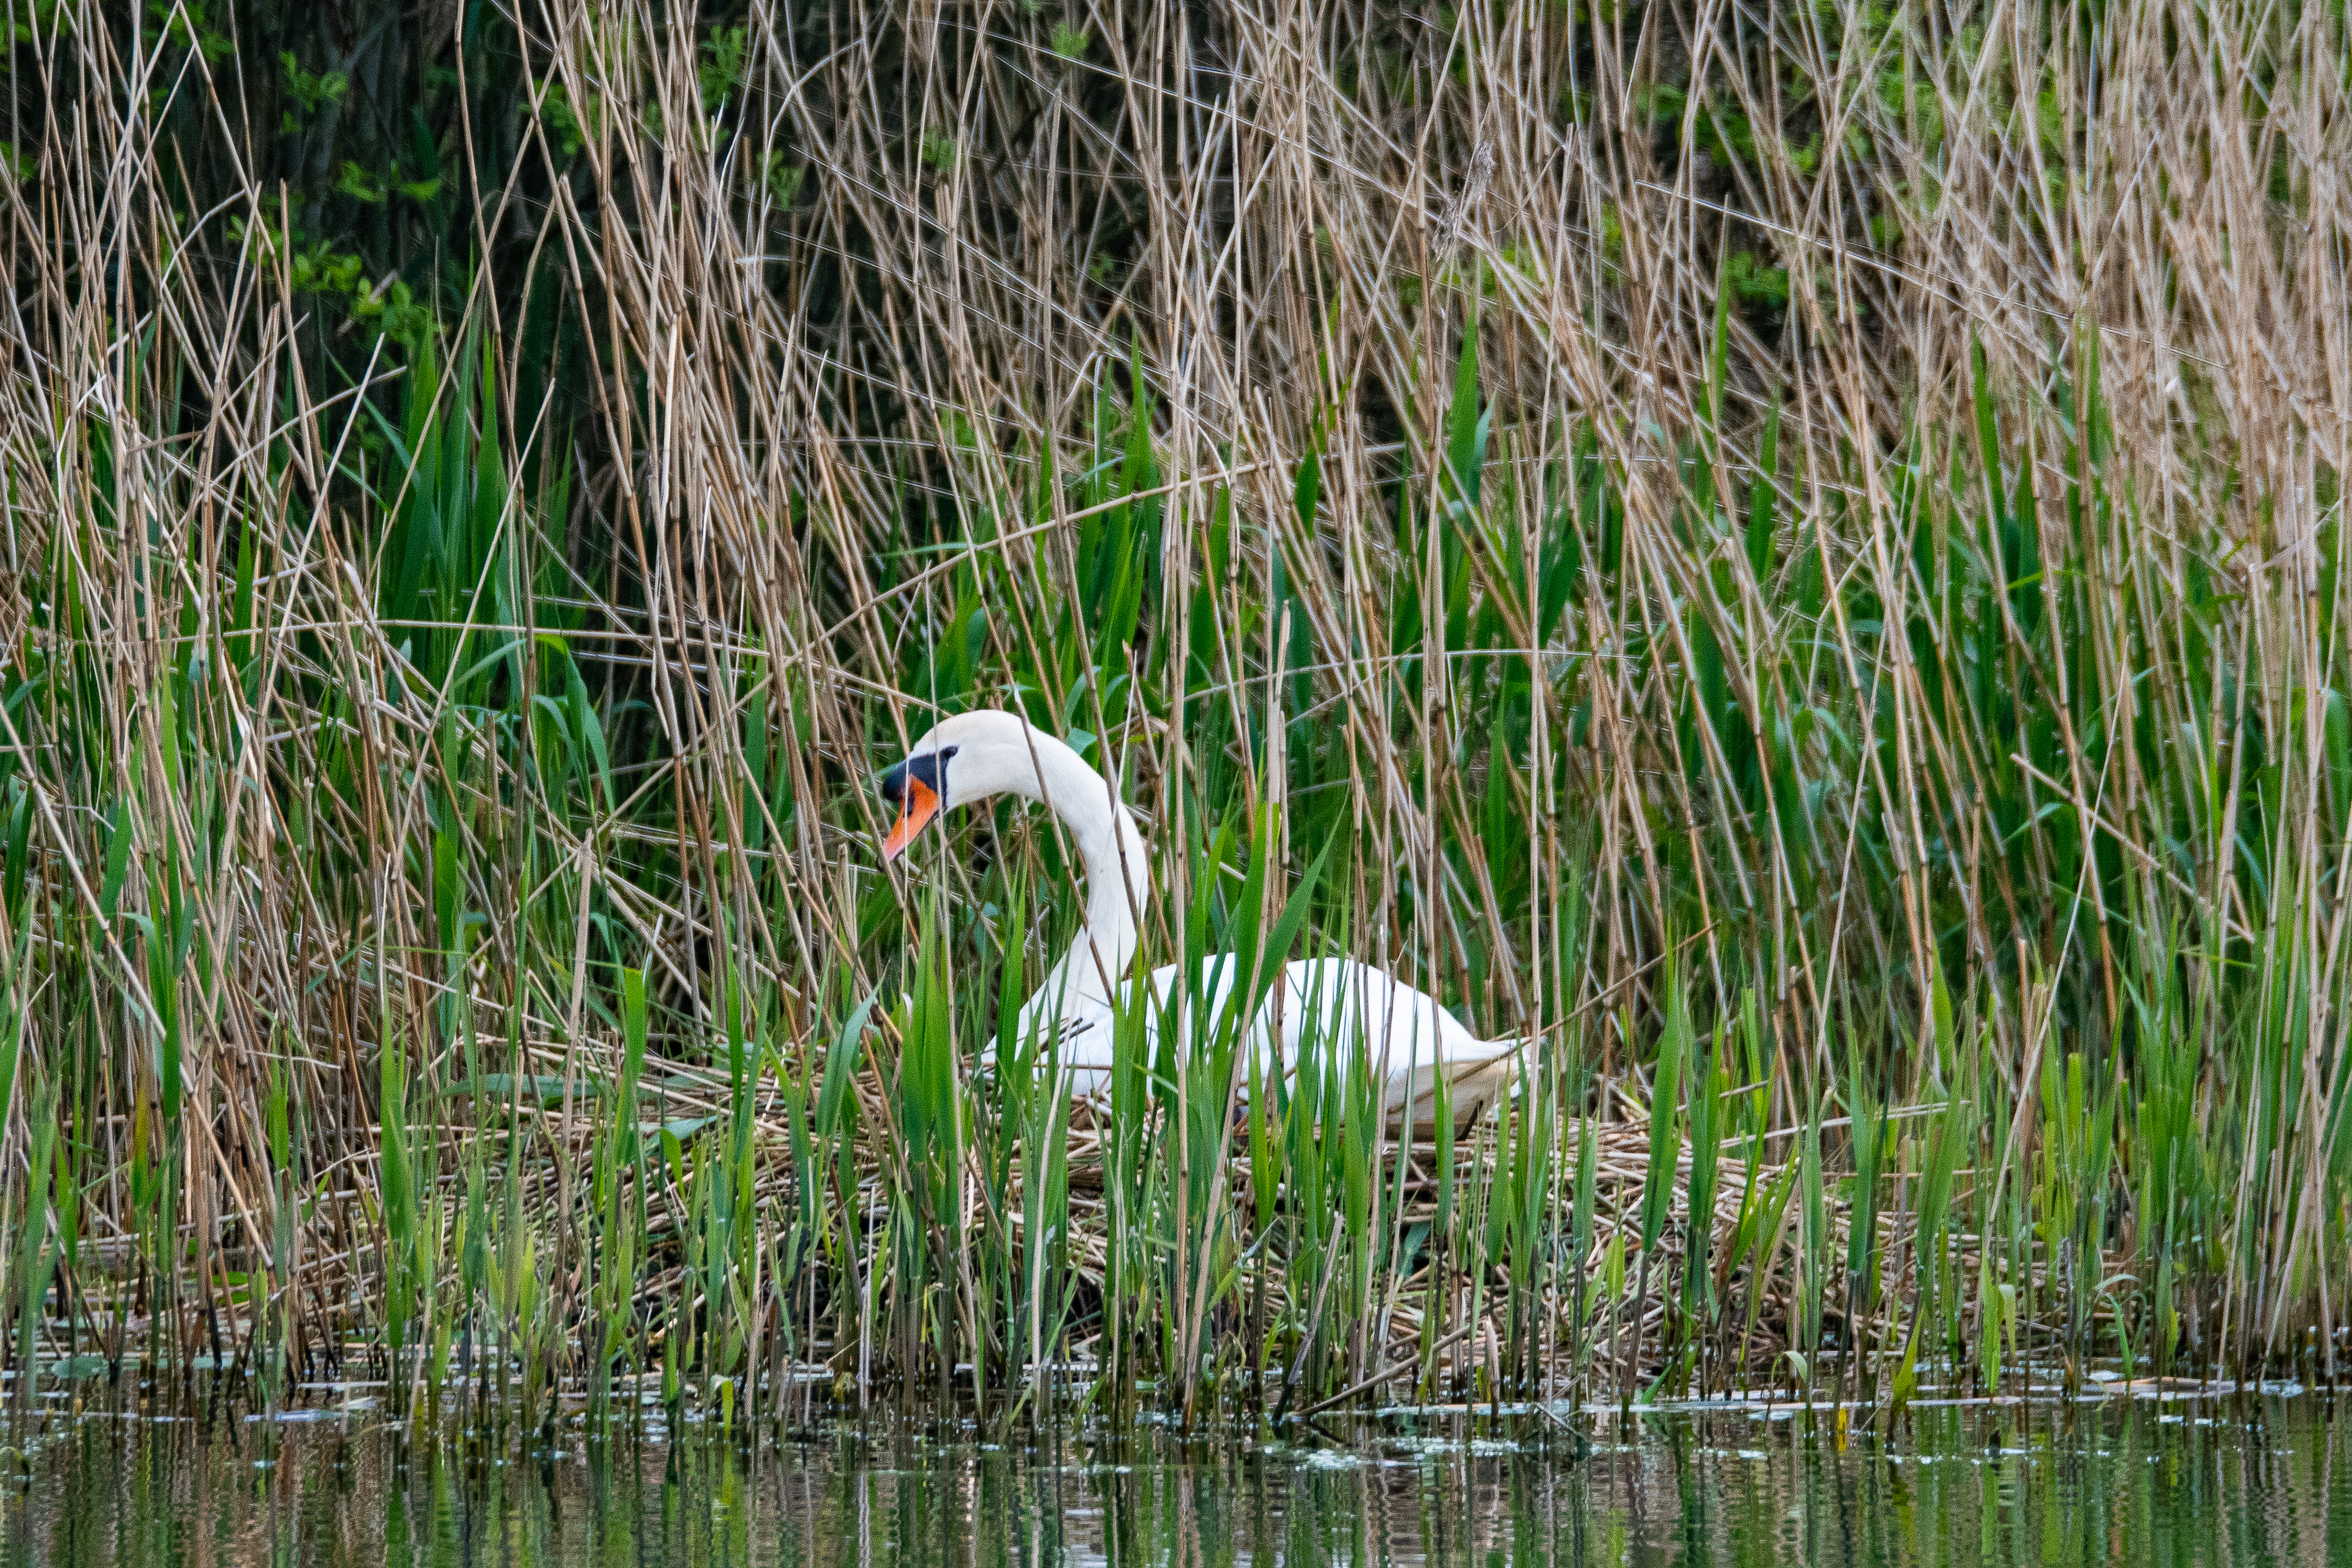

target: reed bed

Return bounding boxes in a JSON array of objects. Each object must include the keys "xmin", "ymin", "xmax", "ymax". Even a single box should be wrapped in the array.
[{"xmin": 0, "ymin": 0, "xmax": 2345, "ymax": 1431}]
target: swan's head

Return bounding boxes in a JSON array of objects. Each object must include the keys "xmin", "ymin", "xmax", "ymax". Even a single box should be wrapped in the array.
[{"xmin": 878, "ymin": 709, "xmax": 1072, "ymax": 862}]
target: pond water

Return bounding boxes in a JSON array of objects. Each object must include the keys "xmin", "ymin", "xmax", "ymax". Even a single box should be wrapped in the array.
[{"xmin": 1, "ymin": 1391, "xmax": 2345, "ymax": 1566}]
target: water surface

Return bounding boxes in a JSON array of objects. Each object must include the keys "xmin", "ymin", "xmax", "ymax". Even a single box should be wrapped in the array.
[{"xmin": 2, "ymin": 1392, "xmax": 2344, "ymax": 1565}]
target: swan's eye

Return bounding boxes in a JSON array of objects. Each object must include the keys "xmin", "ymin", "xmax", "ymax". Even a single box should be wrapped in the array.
[
  {"xmin": 879, "ymin": 745, "xmax": 962, "ymax": 863},
  {"xmin": 882, "ymin": 746, "xmax": 954, "ymax": 802},
  {"xmin": 912, "ymin": 747, "xmax": 953, "ymax": 801}
]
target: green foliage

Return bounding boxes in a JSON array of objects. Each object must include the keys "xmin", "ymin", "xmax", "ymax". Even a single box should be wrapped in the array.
[
  {"xmin": 280, "ymin": 51, "xmax": 350, "ymax": 117},
  {"xmin": 145, "ymin": 0, "xmax": 231, "ymax": 59},
  {"xmin": 1726, "ymin": 251, "xmax": 1791, "ymax": 311},
  {"xmin": 700, "ymin": 25, "xmax": 750, "ymax": 113},
  {"xmin": 539, "ymin": 81, "xmax": 594, "ymax": 159}
]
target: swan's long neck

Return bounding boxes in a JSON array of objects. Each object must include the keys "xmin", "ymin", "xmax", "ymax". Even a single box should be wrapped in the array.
[{"xmin": 1018, "ymin": 736, "xmax": 1150, "ymax": 1019}]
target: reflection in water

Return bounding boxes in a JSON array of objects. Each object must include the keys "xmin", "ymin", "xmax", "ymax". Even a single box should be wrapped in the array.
[{"xmin": 0, "ymin": 1397, "xmax": 2341, "ymax": 1566}]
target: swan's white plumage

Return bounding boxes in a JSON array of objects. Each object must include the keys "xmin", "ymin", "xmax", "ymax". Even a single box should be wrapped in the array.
[
  {"xmin": 884, "ymin": 710, "xmax": 1521, "ymax": 1133},
  {"xmin": 1017, "ymin": 957, "xmax": 1520, "ymax": 1134}
]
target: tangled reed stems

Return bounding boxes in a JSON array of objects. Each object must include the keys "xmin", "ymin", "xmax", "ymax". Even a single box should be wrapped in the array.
[{"xmin": 0, "ymin": 0, "xmax": 2346, "ymax": 1425}]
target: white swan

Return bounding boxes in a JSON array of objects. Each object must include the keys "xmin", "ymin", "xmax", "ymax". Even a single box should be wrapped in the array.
[{"xmin": 878, "ymin": 710, "xmax": 1522, "ymax": 1133}]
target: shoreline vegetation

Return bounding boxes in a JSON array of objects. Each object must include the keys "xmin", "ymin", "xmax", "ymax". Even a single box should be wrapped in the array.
[{"xmin": 0, "ymin": 0, "xmax": 2348, "ymax": 1434}]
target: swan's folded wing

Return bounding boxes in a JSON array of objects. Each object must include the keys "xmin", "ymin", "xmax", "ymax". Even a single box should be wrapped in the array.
[{"xmin": 1384, "ymin": 1038, "xmax": 1528, "ymax": 1135}]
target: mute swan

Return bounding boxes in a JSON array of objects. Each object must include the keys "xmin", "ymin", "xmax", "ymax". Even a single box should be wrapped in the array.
[{"xmin": 877, "ymin": 710, "xmax": 1521, "ymax": 1133}]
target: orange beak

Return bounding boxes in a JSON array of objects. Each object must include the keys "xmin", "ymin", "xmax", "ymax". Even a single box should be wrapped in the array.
[{"xmin": 881, "ymin": 776, "xmax": 940, "ymax": 862}]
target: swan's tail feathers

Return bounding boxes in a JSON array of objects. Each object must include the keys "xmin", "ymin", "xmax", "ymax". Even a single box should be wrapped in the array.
[{"xmin": 1387, "ymin": 1037, "xmax": 1531, "ymax": 1137}]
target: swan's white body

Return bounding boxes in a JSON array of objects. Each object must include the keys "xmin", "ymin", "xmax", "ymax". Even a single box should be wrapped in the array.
[
  {"xmin": 1019, "ymin": 956, "xmax": 1516, "ymax": 1133},
  {"xmin": 880, "ymin": 710, "xmax": 1521, "ymax": 1133}
]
